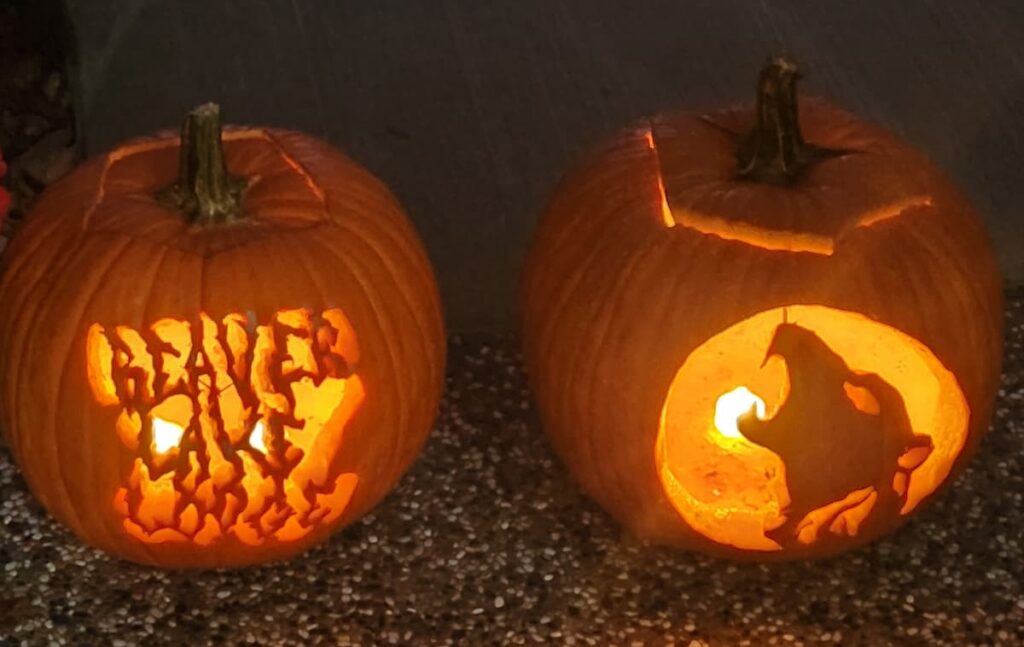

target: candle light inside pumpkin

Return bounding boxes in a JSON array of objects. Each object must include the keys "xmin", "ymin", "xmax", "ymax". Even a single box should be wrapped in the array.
[
  {"xmin": 248, "ymin": 420, "xmax": 268, "ymax": 454},
  {"xmin": 714, "ymin": 386, "xmax": 767, "ymax": 439},
  {"xmin": 151, "ymin": 417, "xmax": 184, "ymax": 454}
]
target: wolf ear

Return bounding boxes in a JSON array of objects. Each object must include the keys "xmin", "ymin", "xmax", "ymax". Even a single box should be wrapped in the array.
[{"xmin": 762, "ymin": 322, "xmax": 798, "ymax": 365}]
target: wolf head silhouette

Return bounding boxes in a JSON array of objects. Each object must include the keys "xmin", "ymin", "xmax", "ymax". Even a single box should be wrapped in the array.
[{"xmin": 738, "ymin": 322, "xmax": 932, "ymax": 547}]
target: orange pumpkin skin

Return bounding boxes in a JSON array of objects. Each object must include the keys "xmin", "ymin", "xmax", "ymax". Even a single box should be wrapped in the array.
[
  {"xmin": 0, "ymin": 111, "xmax": 445, "ymax": 568},
  {"xmin": 520, "ymin": 68, "xmax": 1003, "ymax": 560}
]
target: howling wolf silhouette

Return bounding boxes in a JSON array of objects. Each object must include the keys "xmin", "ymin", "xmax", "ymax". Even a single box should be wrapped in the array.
[{"xmin": 737, "ymin": 322, "xmax": 933, "ymax": 547}]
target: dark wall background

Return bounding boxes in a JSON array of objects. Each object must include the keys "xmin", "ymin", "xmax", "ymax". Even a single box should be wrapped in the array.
[{"xmin": 68, "ymin": 0, "xmax": 1024, "ymax": 332}]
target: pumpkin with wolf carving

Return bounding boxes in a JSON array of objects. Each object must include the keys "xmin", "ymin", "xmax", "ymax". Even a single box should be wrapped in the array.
[{"xmin": 520, "ymin": 57, "xmax": 1003, "ymax": 559}]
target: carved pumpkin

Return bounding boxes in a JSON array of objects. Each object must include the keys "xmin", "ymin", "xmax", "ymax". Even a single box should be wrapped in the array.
[
  {"xmin": 520, "ymin": 57, "xmax": 1003, "ymax": 559},
  {"xmin": 0, "ymin": 104, "xmax": 445, "ymax": 567}
]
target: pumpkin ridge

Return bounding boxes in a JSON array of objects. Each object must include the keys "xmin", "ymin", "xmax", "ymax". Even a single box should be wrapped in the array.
[
  {"xmin": 318, "ymin": 220, "xmax": 440, "ymax": 486},
  {"xmin": 75, "ymin": 220, "xmax": 329, "ymax": 260},
  {"xmin": 0, "ymin": 234, "xmax": 69, "ymax": 463},
  {"xmin": 302, "ymin": 229, "xmax": 406, "ymax": 492},
  {"xmin": 327, "ymin": 216, "xmax": 439, "ymax": 371},
  {"xmin": 901, "ymin": 210, "xmax": 1002, "ymax": 398},
  {"xmin": 3, "ymin": 222, "xmax": 114, "ymax": 460},
  {"xmin": 3, "ymin": 189, "xmax": 90, "ymax": 278},
  {"xmin": 92, "ymin": 240, "xmax": 175, "ymax": 558},
  {"xmin": 44, "ymin": 236, "xmax": 139, "ymax": 537},
  {"xmin": 533, "ymin": 135, "xmax": 666, "ymax": 367},
  {"xmin": 538, "ymin": 211, "xmax": 633, "ymax": 404},
  {"xmin": 574, "ymin": 230, "xmax": 661, "ymax": 509}
]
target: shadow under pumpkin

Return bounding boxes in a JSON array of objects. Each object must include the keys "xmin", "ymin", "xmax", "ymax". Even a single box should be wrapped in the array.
[{"xmin": 85, "ymin": 307, "xmax": 364, "ymax": 546}]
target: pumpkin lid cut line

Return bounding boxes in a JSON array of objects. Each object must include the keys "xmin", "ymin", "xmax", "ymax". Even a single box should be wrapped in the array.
[
  {"xmin": 80, "ymin": 111, "xmax": 329, "ymax": 244},
  {"xmin": 644, "ymin": 57, "xmax": 936, "ymax": 255}
]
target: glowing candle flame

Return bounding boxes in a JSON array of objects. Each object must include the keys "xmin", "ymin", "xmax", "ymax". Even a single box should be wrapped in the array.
[
  {"xmin": 714, "ymin": 386, "xmax": 767, "ymax": 438},
  {"xmin": 152, "ymin": 417, "xmax": 184, "ymax": 453},
  {"xmin": 248, "ymin": 420, "xmax": 268, "ymax": 453}
]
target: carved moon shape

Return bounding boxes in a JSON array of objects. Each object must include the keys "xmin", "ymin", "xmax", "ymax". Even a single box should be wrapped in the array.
[{"xmin": 656, "ymin": 305, "xmax": 969, "ymax": 552}]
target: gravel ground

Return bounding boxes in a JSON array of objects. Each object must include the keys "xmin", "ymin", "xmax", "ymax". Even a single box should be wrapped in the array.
[{"xmin": 0, "ymin": 295, "xmax": 1021, "ymax": 646}]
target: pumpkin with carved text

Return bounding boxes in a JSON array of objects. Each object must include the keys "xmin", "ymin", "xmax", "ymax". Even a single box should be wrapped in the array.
[
  {"xmin": 0, "ymin": 104, "xmax": 445, "ymax": 568},
  {"xmin": 520, "ymin": 57, "xmax": 1003, "ymax": 559}
]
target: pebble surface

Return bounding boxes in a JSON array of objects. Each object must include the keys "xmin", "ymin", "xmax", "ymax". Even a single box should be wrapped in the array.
[{"xmin": 1, "ymin": 295, "xmax": 1022, "ymax": 646}]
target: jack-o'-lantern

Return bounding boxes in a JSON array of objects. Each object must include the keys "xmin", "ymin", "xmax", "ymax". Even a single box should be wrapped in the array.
[
  {"xmin": 0, "ymin": 104, "xmax": 445, "ymax": 568},
  {"xmin": 520, "ymin": 57, "xmax": 1003, "ymax": 559}
]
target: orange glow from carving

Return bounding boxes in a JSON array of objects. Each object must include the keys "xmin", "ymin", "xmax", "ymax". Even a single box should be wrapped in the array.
[
  {"xmin": 843, "ymin": 382, "xmax": 881, "ymax": 415},
  {"xmin": 670, "ymin": 212, "xmax": 836, "ymax": 255},
  {"xmin": 86, "ymin": 308, "xmax": 363, "ymax": 546},
  {"xmin": 656, "ymin": 305, "xmax": 969, "ymax": 552},
  {"xmin": 664, "ymin": 195, "xmax": 931, "ymax": 255},
  {"xmin": 645, "ymin": 129, "xmax": 676, "ymax": 228},
  {"xmin": 151, "ymin": 417, "xmax": 185, "ymax": 453}
]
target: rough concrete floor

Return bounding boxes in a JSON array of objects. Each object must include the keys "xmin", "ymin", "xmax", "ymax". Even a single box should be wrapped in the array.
[{"xmin": 1, "ymin": 294, "xmax": 1022, "ymax": 646}]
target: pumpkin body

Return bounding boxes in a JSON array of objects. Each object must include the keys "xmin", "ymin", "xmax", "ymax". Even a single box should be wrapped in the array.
[
  {"xmin": 520, "ymin": 95, "xmax": 1003, "ymax": 559},
  {"xmin": 0, "ymin": 122, "xmax": 445, "ymax": 567}
]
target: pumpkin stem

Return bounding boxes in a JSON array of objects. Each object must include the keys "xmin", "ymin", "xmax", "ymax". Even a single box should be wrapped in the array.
[
  {"xmin": 158, "ymin": 103, "xmax": 246, "ymax": 224},
  {"xmin": 736, "ymin": 56, "xmax": 818, "ymax": 184}
]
